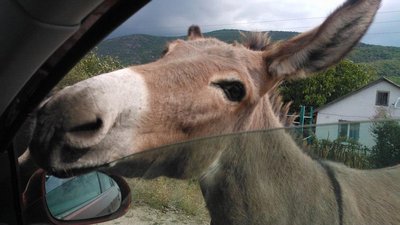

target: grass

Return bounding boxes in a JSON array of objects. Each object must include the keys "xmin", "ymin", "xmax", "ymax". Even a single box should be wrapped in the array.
[{"xmin": 127, "ymin": 177, "xmax": 209, "ymax": 219}]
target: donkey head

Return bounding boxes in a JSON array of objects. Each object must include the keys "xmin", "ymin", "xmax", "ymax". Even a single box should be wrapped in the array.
[{"xmin": 30, "ymin": 0, "xmax": 381, "ymax": 177}]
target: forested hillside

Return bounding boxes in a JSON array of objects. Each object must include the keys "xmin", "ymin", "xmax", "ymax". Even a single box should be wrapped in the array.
[
  {"xmin": 96, "ymin": 29, "xmax": 400, "ymax": 78},
  {"xmin": 347, "ymin": 43, "xmax": 400, "ymax": 78},
  {"xmin": 96, "ymin": 30, "xmax": 298, "ymax": 65}
]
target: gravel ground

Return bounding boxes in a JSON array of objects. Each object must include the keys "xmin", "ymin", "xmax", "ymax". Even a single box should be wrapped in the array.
[{"xmin": 99, "ymin": 204, "xmax": 209, "ymax": 225}]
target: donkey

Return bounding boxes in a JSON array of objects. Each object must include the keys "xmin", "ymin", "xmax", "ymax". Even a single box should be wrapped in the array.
[{"xmin": 30, "ymin": 0, "xmax": 400, "ymax": 224}]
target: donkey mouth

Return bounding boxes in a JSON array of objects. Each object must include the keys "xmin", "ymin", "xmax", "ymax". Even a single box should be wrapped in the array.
[
  {"xmin": 31, "ymin": 142, "xmax": 110, "ymax": 178},
  {"xmin": 48, "ymin": 164, "xmax": 104, "ymax": 178}
]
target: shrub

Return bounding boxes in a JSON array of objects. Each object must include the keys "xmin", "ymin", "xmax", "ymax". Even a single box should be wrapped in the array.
[
  {"xmin": 370, "ymin": 120, "xmax": 400, "ymax": 168},
  {"xmin": 303, "ymin": 136, "xmax": 371, "ymax": 169},
  {"xmin": 57, "ymin": 50, "xmax": 123, "ymax": 88}
]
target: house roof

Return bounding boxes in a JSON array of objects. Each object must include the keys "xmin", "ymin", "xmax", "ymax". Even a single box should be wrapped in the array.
[{"xmin": 316, "ymin": 77, "xmax": 400, "ymax": 112}]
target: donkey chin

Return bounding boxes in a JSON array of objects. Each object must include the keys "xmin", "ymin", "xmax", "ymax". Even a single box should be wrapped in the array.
[{"xmin": 29, "ymin": 120, "xmax": 137, "ymax": 177}]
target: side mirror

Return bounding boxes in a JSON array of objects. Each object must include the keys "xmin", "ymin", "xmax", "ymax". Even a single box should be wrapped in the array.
[{"xmin": 23, "ymin": 169, "xmax": 131, "ymax": 224}]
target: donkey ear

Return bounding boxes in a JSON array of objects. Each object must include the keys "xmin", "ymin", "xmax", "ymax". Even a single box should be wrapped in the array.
[
  {"xmin": 188, "ymin": 25, "xmax": 203, "ymax": 40},
  {"xmin": 264, "ymin": 0, "xmax": 381, "ymax": 79}
]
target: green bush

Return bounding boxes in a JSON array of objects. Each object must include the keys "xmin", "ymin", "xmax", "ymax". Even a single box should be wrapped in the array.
[
  {"xmin": 370, "ymin": 120, "xmax": 400, "ymax": 168},
  {"xmin": 57, "ymin": 50, "xmax": 123, "ymax": 88},
  {"xmin": 304, "ymin": 137, "xmax": 371, "ymax": 169}
]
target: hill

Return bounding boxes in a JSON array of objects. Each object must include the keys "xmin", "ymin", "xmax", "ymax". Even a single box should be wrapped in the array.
[
  {"xmin": 96, "ymin": 30, "xmax": 400, "ymax": 77},
  {"xmin": 347, "ymin": 43, "xmax": 400, "ymax": 78},
  {"xmin": 96, "ymin": 30, "xmax": 298, "ymax": 65}
]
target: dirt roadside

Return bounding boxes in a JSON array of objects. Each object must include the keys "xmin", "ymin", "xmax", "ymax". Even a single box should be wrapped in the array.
[{"xmin": 99, "ymin": 204, "xmax": 209, "ymax": 225}]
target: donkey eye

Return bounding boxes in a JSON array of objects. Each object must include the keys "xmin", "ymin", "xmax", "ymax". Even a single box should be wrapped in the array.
[{"xmin": 212, "ymin": 81, "xmax": 246, "ymax": 102}]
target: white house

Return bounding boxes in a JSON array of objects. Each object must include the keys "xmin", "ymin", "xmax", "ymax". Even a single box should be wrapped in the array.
[{"xmin": 315, "ymin": 77, "xmax": 400, "ymax": 147}]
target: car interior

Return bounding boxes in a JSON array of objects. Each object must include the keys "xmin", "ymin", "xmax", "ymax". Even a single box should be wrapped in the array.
[{"xmin": 0, "ymin": 0, "xmax": 149, "ymax": 224}]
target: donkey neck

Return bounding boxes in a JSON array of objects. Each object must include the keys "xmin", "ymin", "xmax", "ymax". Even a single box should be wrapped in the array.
[{"xmin": 200, "ymin": 130, "xmax": 334, "ymax": 225}]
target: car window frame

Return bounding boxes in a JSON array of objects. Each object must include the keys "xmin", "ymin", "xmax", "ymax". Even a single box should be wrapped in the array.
[{"xmin": 0, "ymin": 0, "xmax": 150, "ymax": 224}]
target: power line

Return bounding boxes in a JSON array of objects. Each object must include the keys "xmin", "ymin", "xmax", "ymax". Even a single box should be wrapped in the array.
[
  {"xmin": 131, "ymin": 28, "xmax": 400, "ymax": 37},
  {"xmin": 280, "ymin": 19, "xmax": 400, "ymax": 30},
  {"xmin": 198, "ymin": 11, "xmax": 400, "ymax": 28},
  {"xmin": 130, "ymin": 10, "xmax": 400, "ymax": 30},
  {"xmin": 375, "ymin": 19, "xmax": 400, "ymax": 24},
  {"xmin": 238, "ymin": 20, "xmax": 400, "ymax": 34},
  {"xmin": 367, "ymin": 31, "xmax": 400, "ymax": 35},
  {"xmin": 379, "ymin": 10, "xmax": 400, "ymax": 14}
]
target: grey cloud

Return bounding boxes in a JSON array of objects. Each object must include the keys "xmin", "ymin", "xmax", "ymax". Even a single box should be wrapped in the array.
[{"xmin": 109, "ymin": 0, "xmax": 400, "ymax": 47}]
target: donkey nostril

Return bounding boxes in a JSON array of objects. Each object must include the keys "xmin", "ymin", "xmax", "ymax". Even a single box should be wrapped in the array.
[
  {"xmin": 69, "ymin": 117, "xmax": 103, "ymax": 133},
  {"xmin": 65, "ymin": 116, "xmax": 108, "ymax": 148}
]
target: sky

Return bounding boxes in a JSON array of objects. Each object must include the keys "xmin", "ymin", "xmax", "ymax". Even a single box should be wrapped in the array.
[{"xmin": 109, "ymin": 0, "xmax": 400, "ymax": 47}]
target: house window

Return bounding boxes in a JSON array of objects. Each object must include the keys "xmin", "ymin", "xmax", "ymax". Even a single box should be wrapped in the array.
[
  {"xmin": 376, "ymin": 91, "xmax": 389, "ymax": 106},
  {"xmin": 338, "ymin": 123, "xmax": 348, "ymax": 138},
  {"xmin": 349, "ymin": 123, "xmax": 360, "ymax": 140},
  {"xmin": 338, "ymin": 120, "xmax": 360, "ymax": 141}
]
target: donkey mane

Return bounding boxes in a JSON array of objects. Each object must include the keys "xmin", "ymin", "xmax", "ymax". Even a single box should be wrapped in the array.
[
  {"xmin": 268, "ymin": 85, "xmax": 294, "ymax": 126},
  {"xmin": 240, "ymin": 31, "xmax": 271, "ymax": 51}
]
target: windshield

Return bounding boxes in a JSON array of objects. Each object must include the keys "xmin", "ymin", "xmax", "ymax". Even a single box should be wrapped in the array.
[{"xmin": 98, "ymin": 119, "xmax": 400, "ymax": 224}]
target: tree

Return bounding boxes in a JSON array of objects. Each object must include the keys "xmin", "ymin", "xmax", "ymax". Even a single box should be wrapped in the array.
[
  {"xmin": 57, "ymin": 50, "xmax": 123, "ymax": 88},
  {"xmin": 370, "ymin": 119, "xmax": 400, "ymax": 168},
  {"xmin": 280, "ymin": 59, "xmax": 377, "ymax": 112}
]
